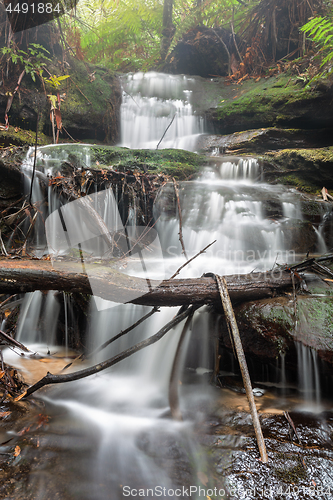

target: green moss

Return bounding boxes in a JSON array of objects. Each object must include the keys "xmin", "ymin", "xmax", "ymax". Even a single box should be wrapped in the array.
[
  {"xmin": 270, "ymin": 147, "xmax": 333, "ymax": 165},
  {"xmin": 274, "ymin": 462, "xmax": 307, "ymax": 483},
  {"xmin": 0, "ymin": 126, "xmax": 50, "ymax": 147},
  {"xmin": 61, "ymin": 59, "xmax": 117, "ymax": 119},
  {"xmin": 262, "ymin": 146, "xmax": 333, "ymax": 193},
  {"xmin": 217, "ymin": 73, "xmax": 318, "ymax": 128},
  {"xmin": 90, "ymin": 146, "xmax": 208, "ymax": 179},
  {"xmin": 277, "ymin": 174, "xmax": 317, "ymax": 193}
]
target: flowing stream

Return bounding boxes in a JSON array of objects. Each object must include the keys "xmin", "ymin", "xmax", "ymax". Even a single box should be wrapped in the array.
[{"xmin": 2, "ymin": 72, "xmax": 330, "ymax": 498}]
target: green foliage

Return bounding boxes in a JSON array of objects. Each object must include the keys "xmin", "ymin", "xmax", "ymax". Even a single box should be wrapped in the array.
[
  {"xmin": 61, "ymin": 0, "xmax": 247, "ymax": 71},
  {"xmin": 68, "ymin": 0, "xmax": 163, "ymax": 71},
  {"xmin": 47, "ymin": 94, "xmax": 58, "ymax": 108},
  {"xmin": 46, "ymin": 74, "xmax": 70, "ymax": 89},
  {"xmin": 301, "ymin": 16, "xmax": 333, "ymax": 85},
  {"xmin": 1, "ymin": 43, "xmax": 51, "ymax": 81}
]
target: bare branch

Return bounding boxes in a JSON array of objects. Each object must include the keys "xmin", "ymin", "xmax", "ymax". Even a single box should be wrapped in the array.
[
  {"xmin": 169, "ymin": 240, "xmax": 216, "ymax": 280},
  {"xmin": 20, "ymin": 305, "xmax": 199, "ymax": 398}
]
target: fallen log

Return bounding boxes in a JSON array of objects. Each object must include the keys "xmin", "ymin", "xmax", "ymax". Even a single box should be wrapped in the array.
[{"xmin": 0, "ymin": 257, "xmax": 296, "ymax": 306}]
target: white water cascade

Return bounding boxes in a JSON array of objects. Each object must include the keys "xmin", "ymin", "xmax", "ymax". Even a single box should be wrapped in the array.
[
  {"xmin": 120, "ymin": 72, "xmax": 204, "ymax": 151},
  {"xmin": 3, "ymin": 72, "xmax": 328, "ymax": 498},
  {"xmin": 296, "ymin": 342, "xmax": 321, "ymax": 409}
]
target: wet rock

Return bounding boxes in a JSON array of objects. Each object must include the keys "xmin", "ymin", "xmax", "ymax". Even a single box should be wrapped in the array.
[
  {"xmin": 209, "ymin": 406, "xmax": 333, "ymax": 500},
  {"xmin": 279, "ymin": 220, "xmax": 318, "ymax": 253},
  {"xmin": 197, "ymin": 128, "xmax": 333, "ymax": 155},
  {"xmin": 0, "ymin": 147, "xmax": 26, "ymax": 209},
  {"xmin": 218, "ymin": 282, "xmax": 333, "ymax": 368},
  {"xmin": 219, "ymin": 297, "xmax": 294, "ymax": 362}
]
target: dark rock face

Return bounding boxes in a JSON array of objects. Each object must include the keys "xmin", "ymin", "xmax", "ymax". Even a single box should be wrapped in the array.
[
  {"xmin": 161, "ymin": 27, "xmax": 234, "ymax": 78},
  {"xmin": 0, "ymin": 147, "xmax": 25, "ymax": 209}
]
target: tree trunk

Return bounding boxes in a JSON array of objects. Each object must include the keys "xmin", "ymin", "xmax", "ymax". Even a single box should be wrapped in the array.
[
  {"xmin": 160, "ymin": 0, "xmax": 174, "ymax": 61},
  {"xmin": 0, "ymin": 257, "xmax": 296, "ymax": 307}
]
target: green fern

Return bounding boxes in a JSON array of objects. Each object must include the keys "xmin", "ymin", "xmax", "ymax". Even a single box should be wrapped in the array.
[
  {"xmin": 63, "ymin": 0, "xmax": 244, "ymax": 71},
  {"xmin": 73, "ymin": 0, "xmax": 162, "ymax": 70},
  {"xmin": 301, "ymin": 16, "xmax": 333, "ymax": 84}
]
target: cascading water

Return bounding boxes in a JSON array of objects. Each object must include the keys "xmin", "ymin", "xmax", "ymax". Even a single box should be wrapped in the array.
[
  {"xmin": 120, "ymin": 72, "xmax": 204, "ymax": 151},
  {"xmin": 296, "ymin": 342, "xmax": 321, "ymax": 409},
  {"xmin": 3, "ymin": 72, "xmax": 328, "ymax": 498}
]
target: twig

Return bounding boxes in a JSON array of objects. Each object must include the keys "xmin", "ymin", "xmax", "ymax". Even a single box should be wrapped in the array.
[
  {"xmin": 62, "ymin": 126, "xmax": 79, "ymax": 142},
  {"xmin": 0, "ymin": 330, "xmax": 30, "ymax": 352},
  {"xmin": 156, "ymin": 113, "xmax": 176, "ymax": 149},
  {"xmin": 123, "ymin": 89, "xmax": 141, "ymax": 109},
  {"xmin": 69, "ymin": 78, "xmax": 92, "ymax": 105},
  {"xmin": 0, "ymin": 294, "xmax": 16, "ymax": 310},
  {"xmin": 284, "ymin": 411, "xmax": 301, "ymax": 444},
  {"xmin": 28, "ymin": 108, "xmax": 39, "ymax": 206},
  {"xmin": 20, "ymin": 306, "xmax": 198, "ymax": 398},
  {"xmin": 312, "ymin": 261, "xmax": 333, "ymax": 280},
  {"xmin": 215, "ymin": 275, "xmax": 268, "ymax": 463},
  {"xmin": 0, "ymin": 229, "xmax": 8, "ymax": 256},
  {"xmin": 291, "ymin": 271, "xmax": 297, "ymax": 319},
  {"xmin": 169, "ymin": 309, "xmax": 194, "ymax": 421},
  {"xmin": 212, "ymin": 29, "xmax": 231, "ymax": 76},
  {"xmin": 172, "ymin": 177, "xmax": 188, "ymax": 260},
  {"xmin": 287, "ymin": 254, "xmax": 333, "ymax": 272},
  {"xmin": 169, "ymin": 240, "xmax": 216, "ymax": 279}
]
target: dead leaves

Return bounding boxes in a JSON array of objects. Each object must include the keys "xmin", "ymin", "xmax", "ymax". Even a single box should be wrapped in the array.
[
  {"xmin": 13, "ymin": 445, "xmax": 21, "ymax": 457},
  {"xmin": 54, "ymin": 109, "xmax": 62, "ymax": 132},
  {"xmin": 17, "ymin": 413, "xmax": 49, "ymax": 437},
  {"xmin": 0, "ymin": 411, "xmax": 11, "ymax": 418}
]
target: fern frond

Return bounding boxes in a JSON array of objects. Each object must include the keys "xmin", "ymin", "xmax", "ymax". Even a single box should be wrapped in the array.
[{"xmin": 300, "ymin": 15, "xmax": 333, "ymax": 85}]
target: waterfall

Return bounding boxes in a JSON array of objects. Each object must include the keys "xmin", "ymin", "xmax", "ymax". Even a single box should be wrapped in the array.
[
  {"xmin": 120, "ymin": 72, "xmax": 204, "ymax": 151},
  {"xmin": 296, "ymin": 342, "xmax": 321, "ymax": 410},
  {"xmin": 3, "ymin": 71, "xmax": 329, "ymax": 497}
]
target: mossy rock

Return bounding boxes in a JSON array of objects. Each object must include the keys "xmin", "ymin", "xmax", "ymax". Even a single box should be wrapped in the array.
[
  {"xmin": 0, "ymin": 126, "xmax": 49, "ymax": 148},
  {"xmin": 0, "ymin": 58, "xmax": 121, "ymax": 144},
  {"xmin": 228, "ymin": 289, "xmax": 333, "ymax": 366},
  {"xmin": 57, "ymin": 58, "xmax": 121, "ymax": 143},
  {"xmin": 207, "ymin": 73, "xmax": 333, "ymax": 134},
  {"xmin": 262, "ymin": 147, "xmax": 333, "ymax": 192}
]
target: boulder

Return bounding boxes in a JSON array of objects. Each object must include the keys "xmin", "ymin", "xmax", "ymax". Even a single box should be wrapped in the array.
[
  {"xmin": 161, "ymin": 26, "xmax": 235, "ymax": 78},
  {"xmin": 218, "ymin": 276, "xmax": 333, "ymax": 369},
  {"xmin": 205, "ymin": 73, "xmax": 333, "ymax": 135}
]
